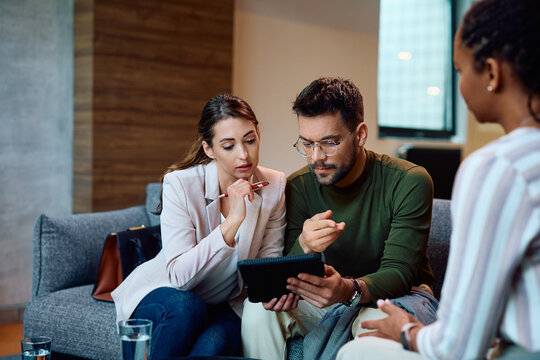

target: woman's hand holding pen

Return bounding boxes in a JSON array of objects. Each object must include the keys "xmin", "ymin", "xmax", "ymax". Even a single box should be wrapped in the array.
[
  {"xmin": 220, "ymin": 179, "xmax": 254, "ymax": 247},
  {"xmin": 227, "ymin": 179, "xmax": 256, "ymax": 220}
]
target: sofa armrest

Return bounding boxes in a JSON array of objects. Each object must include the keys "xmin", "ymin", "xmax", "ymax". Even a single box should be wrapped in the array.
[{"xmin": 32, "ymin": 205, "xmax": 149, "ymax": 298}]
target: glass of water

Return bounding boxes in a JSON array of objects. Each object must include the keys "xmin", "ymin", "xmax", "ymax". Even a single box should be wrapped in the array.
[
  {"xmin": 20, "ymin": 336, "xmax": 51, "ymax": 360},
  {"xmin": 119, "ymin": 319, "xmax": 152, "ymax": 360}
]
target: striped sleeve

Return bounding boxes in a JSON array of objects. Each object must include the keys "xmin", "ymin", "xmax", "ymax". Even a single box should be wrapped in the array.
[{"xmin": 417, "ymin": 132, "xmax": 540, "ymax": 359}]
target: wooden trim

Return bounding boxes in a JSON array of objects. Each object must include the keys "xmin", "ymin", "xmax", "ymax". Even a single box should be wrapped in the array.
[
  {"xmin": 74, "ymin": 0, "xmax": 94, "ymax": 213},
  {"xmin": 73, "ymin": 0, "xmax": 233, "ymax": 212}
]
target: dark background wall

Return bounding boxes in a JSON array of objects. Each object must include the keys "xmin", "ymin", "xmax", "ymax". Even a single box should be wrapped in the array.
[{"xmin": 0, "ymin": 0, "xmax": 74, "ymax": 321}]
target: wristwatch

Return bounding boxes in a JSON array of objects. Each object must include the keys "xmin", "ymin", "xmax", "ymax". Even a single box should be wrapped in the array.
[
  {"xmin": 400, "ymin": 323, "xmax": 421, "ymax": 350},
  {"xmin": 343, "ymin": 276, "xmax": 362, "ymax": 307}
]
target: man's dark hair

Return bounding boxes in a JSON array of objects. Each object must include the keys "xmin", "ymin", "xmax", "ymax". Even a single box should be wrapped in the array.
[{"xmin": 292, "ymin": 77, "xmax": 364, "ymax": 132}]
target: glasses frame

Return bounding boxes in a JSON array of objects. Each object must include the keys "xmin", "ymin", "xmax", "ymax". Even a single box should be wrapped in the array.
[{"xmin": 293, "ymin": 131, "xmax": 354, "ymax": 157}]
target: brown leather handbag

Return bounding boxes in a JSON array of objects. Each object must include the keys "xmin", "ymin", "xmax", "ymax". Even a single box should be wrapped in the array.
[{"xmin": 92, "ymin": 225, "xmax": 161, "ymax": 302}]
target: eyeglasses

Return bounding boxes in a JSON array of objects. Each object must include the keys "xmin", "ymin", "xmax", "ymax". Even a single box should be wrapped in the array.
[{"xmin": 293, "ymin": 132, "xmax": 352, "ymax": 157}]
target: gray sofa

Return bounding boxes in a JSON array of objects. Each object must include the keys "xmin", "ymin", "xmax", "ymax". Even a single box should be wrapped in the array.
[{"xmin": 24, "ymin": 183, "xmax": 451, "ymax": 360}]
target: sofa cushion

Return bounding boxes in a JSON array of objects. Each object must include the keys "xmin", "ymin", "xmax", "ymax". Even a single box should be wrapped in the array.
[
  {"xmin": 145, "ymin": 183, "xmax": 161, "ymax": 226},
  {"xmin": 33, "ymin": 206, "xmax": 149, "ymax": 297},
  {"xmin": 24, "ymin": 284, "xmax": 120, "ymax": 360}
]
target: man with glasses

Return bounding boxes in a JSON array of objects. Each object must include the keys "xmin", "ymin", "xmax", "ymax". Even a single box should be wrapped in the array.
[{"xmin": 242, "ymin": 77, "xmax": 438, "ymax": 359}]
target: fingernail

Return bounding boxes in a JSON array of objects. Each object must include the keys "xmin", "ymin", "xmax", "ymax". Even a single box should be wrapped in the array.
[
  {"xmin": 377, "ymin": 299, "xmax": 384, "ymax": 307},
  {"xmin": 385, "ymin": 299, "xmax": 391, "ymax": 304}
]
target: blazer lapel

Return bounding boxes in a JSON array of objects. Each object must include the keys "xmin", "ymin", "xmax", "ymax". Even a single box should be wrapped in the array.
[{"xmin": 204, "ymin": 161, "xmax": 221, "ymax": 232}]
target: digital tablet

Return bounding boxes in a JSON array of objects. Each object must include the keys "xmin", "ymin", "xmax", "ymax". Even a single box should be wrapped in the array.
[{"xmin": 238, "ymin": 253, "xmax": 325, "ymax": 303}]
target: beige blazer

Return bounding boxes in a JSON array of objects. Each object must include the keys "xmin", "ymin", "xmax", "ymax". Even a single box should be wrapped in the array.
[{"xmin": 112, "ymin": 161, "xmax": 286, "ymax": 323}]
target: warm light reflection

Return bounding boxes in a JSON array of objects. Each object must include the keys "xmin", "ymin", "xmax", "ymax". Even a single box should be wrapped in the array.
[
  {"xmin": 427, "ymin": 86, "xmax": 440, "ymax": 96},
  {"xmin": 397, "ymin": 51, "xmax": 412, "ymax": 60}
]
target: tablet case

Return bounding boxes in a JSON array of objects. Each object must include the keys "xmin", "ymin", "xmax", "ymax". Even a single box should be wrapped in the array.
[{"xmin": 238, "ymin": 253, "xmax": 325, "ymax": 303}]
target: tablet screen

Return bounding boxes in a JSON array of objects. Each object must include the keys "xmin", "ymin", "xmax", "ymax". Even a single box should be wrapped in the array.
[{"xmin": 238, "ymin": 253, "xmax": 325, "ymax": 302}]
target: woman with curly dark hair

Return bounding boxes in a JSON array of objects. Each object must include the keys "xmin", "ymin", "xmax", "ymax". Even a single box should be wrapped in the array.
[{"xmin": 338, "ymin": 0, "xmax": 540, "ymax": 358}]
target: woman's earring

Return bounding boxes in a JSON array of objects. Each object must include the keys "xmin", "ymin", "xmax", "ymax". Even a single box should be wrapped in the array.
[{"xmin": 487, "ymin": 85, "xmax": 493, "ymax": 92}]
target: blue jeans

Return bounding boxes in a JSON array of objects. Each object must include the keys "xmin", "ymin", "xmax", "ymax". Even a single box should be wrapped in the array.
[{"xmin": 132, "ymin": 287, "xmax": 241, "ymax": 360}]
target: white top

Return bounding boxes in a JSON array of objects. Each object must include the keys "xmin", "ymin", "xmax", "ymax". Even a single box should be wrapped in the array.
[{"xmin": 417, "ymin": 127, "xmax": 540, "ymax": 358}]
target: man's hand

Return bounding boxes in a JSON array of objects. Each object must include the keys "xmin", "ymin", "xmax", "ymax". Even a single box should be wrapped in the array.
[
  {"xmin": 358, "ymin": 299, "xmax": 421, "ymax": 342},
  {"xmin": 285, "ymin": 265, "xmax": 352, "ymax": 308},
  {"xmin": 298, "ymin": 210, "xmax": 345, "ymax": 254},
  {"xmin": 262, "ymin": 293, "xmax": 300, "ymax": 312}
]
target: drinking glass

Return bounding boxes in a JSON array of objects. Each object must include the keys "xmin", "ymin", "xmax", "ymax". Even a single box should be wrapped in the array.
[
  {"xmin": 119, "ymin": 319, "xmax": 152, "ymax": 360},
  {"xmin": 20, "ymin": 336, "xmax": 51, "ymax": 360}
]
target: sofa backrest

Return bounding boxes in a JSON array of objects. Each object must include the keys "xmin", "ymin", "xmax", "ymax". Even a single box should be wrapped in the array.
[
  {"xmin": 144, "ymin": 183, "xmax": 452, "ymax": 300},
  {"xmin": 146, "ymin": 183, "xmax": 161, "ymax": 226},
  {"xmin": 32, "ymin": 206, "xmax": 149, "ymax": 297},
  {"xmin": 428, "ymin": 198, "xmax": 451, "ymax": 300}
]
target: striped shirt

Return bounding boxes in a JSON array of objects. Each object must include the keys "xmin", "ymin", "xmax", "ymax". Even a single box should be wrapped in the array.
[{"xmin": 417, "ymin": 127, "xmax": 540, "ymax": 359}]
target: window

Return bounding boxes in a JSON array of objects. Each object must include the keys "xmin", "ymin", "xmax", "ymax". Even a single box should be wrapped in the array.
[{"xmin": 378, "ymin": 0, "xmax": 454, "ymax": 139}]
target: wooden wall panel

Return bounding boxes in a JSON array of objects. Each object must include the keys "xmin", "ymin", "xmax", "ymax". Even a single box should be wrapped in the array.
[
  {"xmin": 74, "ymin": 0, "xmax": 233, "ymax": 212},
  {"xmin": 74, "ymin": 0, "xmax": 94, "ymax": 213}
]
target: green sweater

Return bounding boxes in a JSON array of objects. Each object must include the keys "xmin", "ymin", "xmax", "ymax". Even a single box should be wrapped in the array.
[{"xmin": 285, "ymin": 150, "xmax": 435, "ymax": 301}]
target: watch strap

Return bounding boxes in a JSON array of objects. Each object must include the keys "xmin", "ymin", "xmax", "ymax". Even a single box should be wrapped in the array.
[
  {"xmin": 343, "ymin": 277, "xmax": 362, "ymax": 307},
  {"xmin": 400, "ymin": 322, "xmax": 421, "ymax": 350}
]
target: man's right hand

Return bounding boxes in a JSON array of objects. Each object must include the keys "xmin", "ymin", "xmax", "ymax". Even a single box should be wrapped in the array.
[{"xmin": 298, "ymin": 210, "xmax": 345, "ymax": 254}]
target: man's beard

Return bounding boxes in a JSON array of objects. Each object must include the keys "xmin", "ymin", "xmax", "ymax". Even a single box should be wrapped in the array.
[{"xmin": 309, "ymin": 151, "xmax": 357, "ymax": 186}]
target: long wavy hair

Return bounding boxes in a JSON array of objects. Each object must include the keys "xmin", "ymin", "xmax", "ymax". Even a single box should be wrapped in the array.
[{"xmin": 154, "ymin": 94, "xmax": 259, "ymax": 214}]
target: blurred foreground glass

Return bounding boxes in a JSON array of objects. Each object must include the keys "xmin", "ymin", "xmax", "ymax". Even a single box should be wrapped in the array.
[
  {"xmin": 119, "ymin": 319, "xmax": 153, "ymax": 360},
  {"xmin": 21, "ymin": 336, "xmax": 51, "ymax": 360}
]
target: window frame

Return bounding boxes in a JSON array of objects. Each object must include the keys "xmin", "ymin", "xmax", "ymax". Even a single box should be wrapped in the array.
[{"xmin": 377, "ymin": 0, "xmax": 457, "ymax": 140}]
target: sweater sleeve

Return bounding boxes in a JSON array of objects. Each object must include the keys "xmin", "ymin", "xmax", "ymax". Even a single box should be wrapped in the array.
[{"xmin": 360, "ymin": 166, "xmax": 434, "ymax": 300}]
